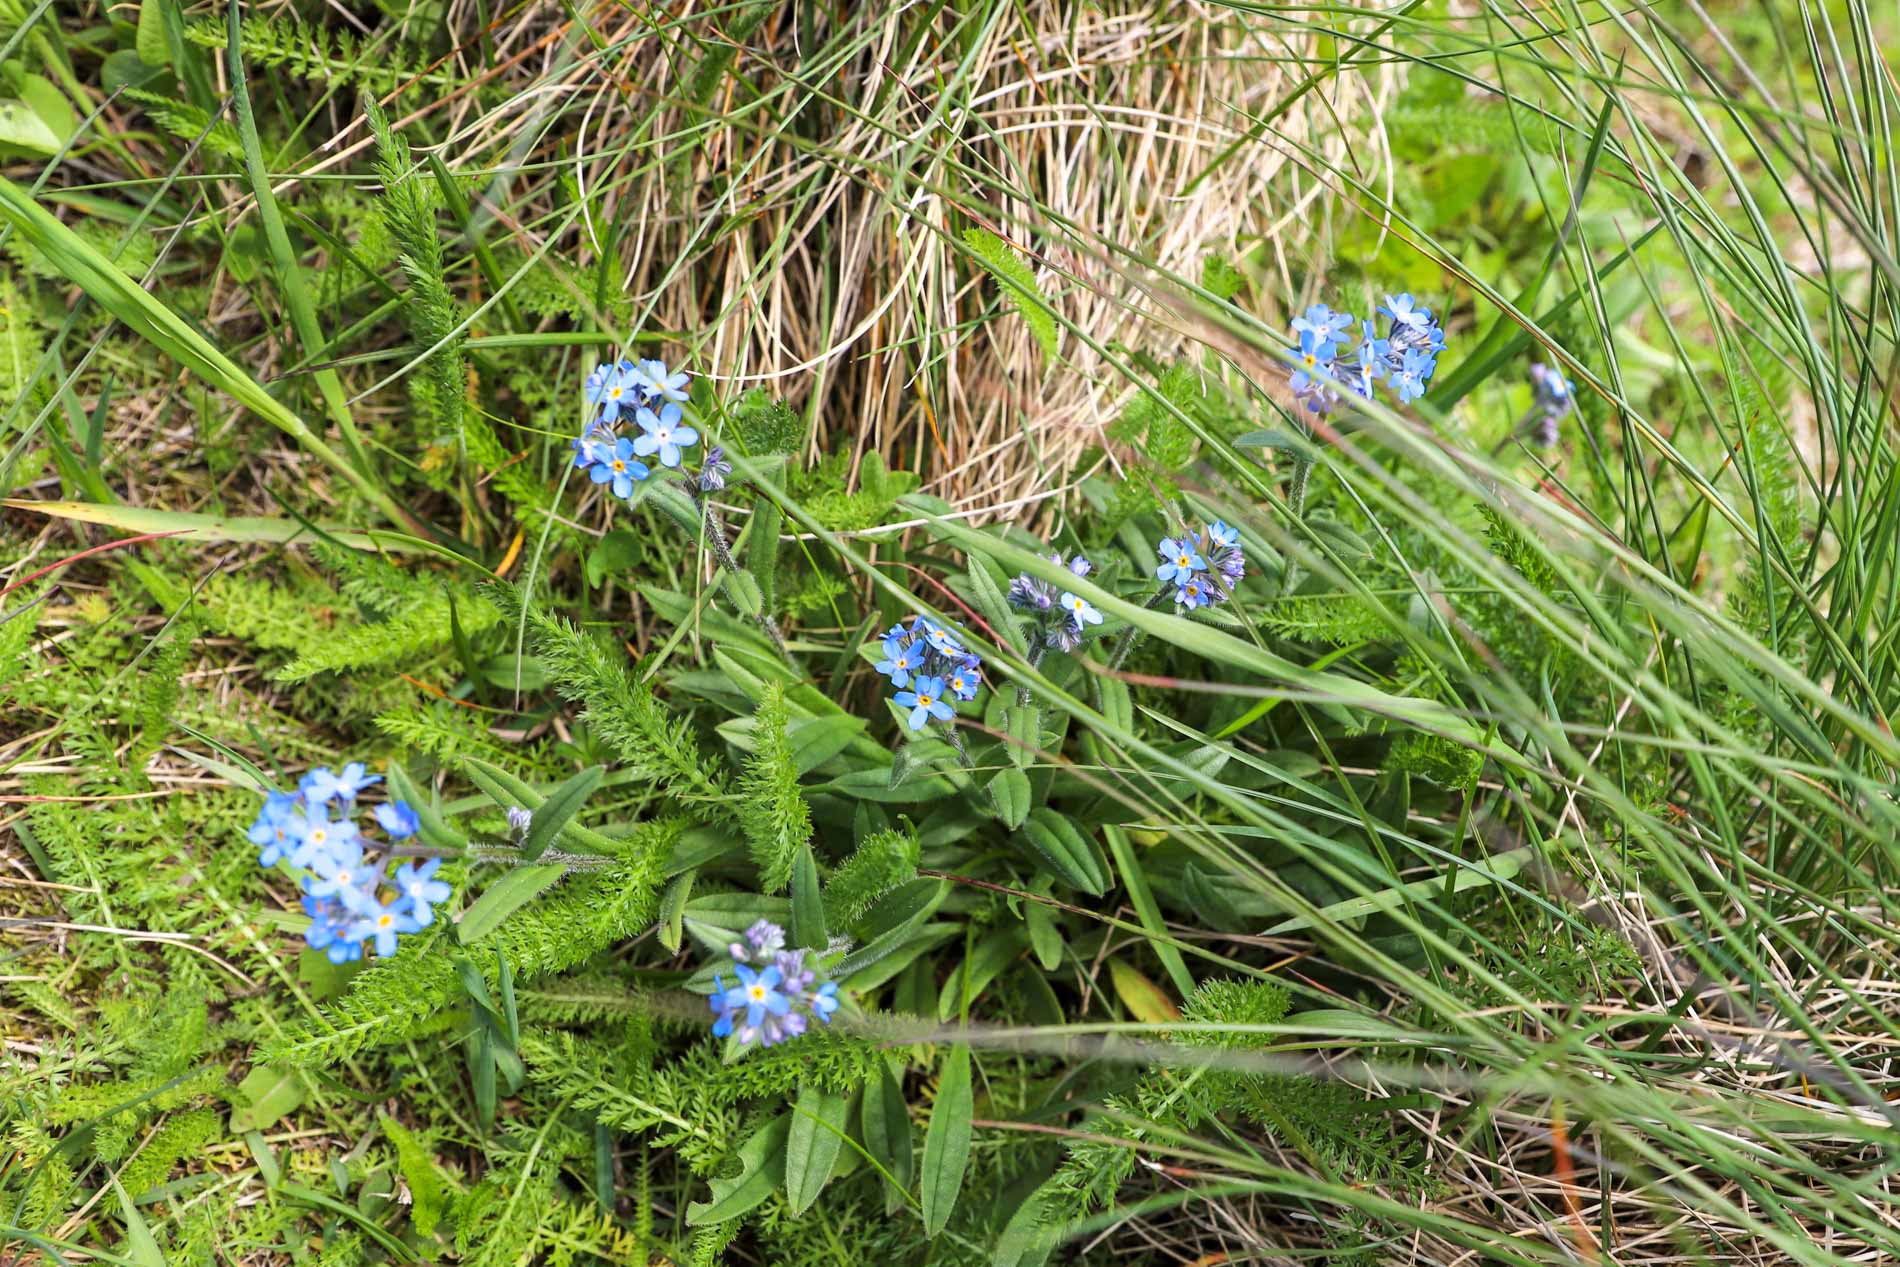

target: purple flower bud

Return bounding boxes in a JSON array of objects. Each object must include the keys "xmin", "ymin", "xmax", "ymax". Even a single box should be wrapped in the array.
[
  {"xmin": 744, "ymin": 918, "xmax": 786, "ymax": 955},
  {"xmin": 1008, "ymin": 574, "xmax": 1057, "ymax": 611},
  {"xmin": 697, "ymin": 446, "xmax": 732, "ymax": 492}
]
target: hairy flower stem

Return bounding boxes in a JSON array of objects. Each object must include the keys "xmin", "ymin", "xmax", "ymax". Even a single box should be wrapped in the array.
[
  {"xmin": 689, "ymin": 484, "xmax": 791, "ymax": 662},
  {"xmin": 1013, "ymin": 643, "xmax": 1048, "ymax": 708},
  {"xmin": 1105, "ymin": 586, "xmax": 1174, "ymax": 674},
  {"xmin": 388, "ymin": 843, "xmax": 619, "ymax": 868},
  {"xmin": 942, "ymin": 721, "xmax": 1010, "ymax": 816},
  {"xmin": 1279, "ymin": 453, "xmax": 1316, "ymax": 595}
]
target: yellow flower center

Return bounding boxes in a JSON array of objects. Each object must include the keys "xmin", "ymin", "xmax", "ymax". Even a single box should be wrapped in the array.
[
  {"xmin": 749, "ymin": 985, "xmax": 767, "ymax": 1002},
  {"xmin": 378, "ymin": 914, "xmax": 393, "ymax": 929},
  {"xmin": 335, "ymin": 869, "xmax": 351, "ymax": 884},
  {"xmin": 1178, "ymin": 555, "xmax": 1190, "ymax": 566},
  {"xmin": 919, "ymin": 694, "xmax": 935, "ymax": 707},
  {"xmin": 611, "ymin": 459, "xmax": 626, "ymax": 473},
  {"xmin": 1303, "ymin": 354, "xmax": 1317, "ymax": 368},
  {"xmin": 309, "ymin": 828, "xmax": 326, "ymax": 845}
]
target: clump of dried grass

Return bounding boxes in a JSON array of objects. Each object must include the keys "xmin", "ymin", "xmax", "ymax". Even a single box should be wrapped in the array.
[{"xmin": 428, "ymin": 2, "xmax": 1397, "ymax": 515}]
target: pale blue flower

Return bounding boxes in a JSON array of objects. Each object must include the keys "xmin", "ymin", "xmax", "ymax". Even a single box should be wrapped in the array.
[
  {"xmin": 392, "ymin": 859, "xmax": 451, "ymax": 926},
  {"xmin": 917, "ymin": 617, "xmax": 963, "ymax": 657},
  {"xmin": 374, "ymin": 801, "xmax": 419, "ymax": 839},
  {"xmin": 287, "ymin": 813, "xmax": 360, "ymax": 871},
  {"xmin": 1380, "ymin": 293, "xmax": 1431, "ymax": 331},
  {"xmin": 946, "ymin": 659, "xmax": 983, "ymax": 702},
  {"xmin": 300, "ymin": 763, "xmax": 380, "ymax": 806},
  {"xmin": 894, "ymin": 674, "xmax": 956, "ymax": 730},
  {"xmin": 632, "ymin": 402, "xmax": 699, "ymax": 468},
  {"xmin": 1291, "ymin": 303, "xmax": 1354, "ymax": 340},
  {"xmin": 1059, "ymin": 591, "xmax": 1102, "ymax": 628},
  {"xmin": 723, "ymin": 963, "xmax": 791, "ymax": 1031},
  {"xmin": 629, "ymin": 358, "xmax": 691, "ymax": 405},
  {"xmin": 595, "ymin": 365, "xmax": 640, "ymax": 421},
  {"xmin": 248, "ymin": 792, "xmax": 305, "ymax": 867},
  {"xmin": 1156, "ymin": 537, "xmax": 1207, "ymax": 584},
  {"xmin": 590, "ymin": 436, "xmax": 650, "ymax": 499},
  {"xmin": 1289, "ymin": 329, "xmax": 1338, "ymax": 395},
  {"xmin": 349, "ymin": 897, "xmax": 421, "ymax": 958},
  {"xmin": 876, "ymin": 636, "xmax": 925, "ymax": 688},
  {"xmin": 305, "ymin": 840, "xmax": 379, "ymax": 915}
]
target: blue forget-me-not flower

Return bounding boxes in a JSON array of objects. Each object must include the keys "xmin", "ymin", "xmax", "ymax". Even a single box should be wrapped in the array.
[
  {"xmin": 705, "ymin": 919, "xmax": 842, "ymax": 1047},
  {"xmin": 873, "ymin": 614, "xmax": 985, "ymax": 730},
  {"xmin": 1283, "ymin": 293, "xmax": 1448, "ymax": 414},
  {"xmin": 245, "ymin": 765, "xmax": 439, "ymax": 963},
  {"xmin": 895, "ymin": 674, "xmax": 956, "ymax": 731}
]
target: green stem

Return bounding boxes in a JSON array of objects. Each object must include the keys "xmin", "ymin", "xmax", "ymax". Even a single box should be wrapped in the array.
[
  {"xmin": 1280, "ymin": 453, "xmax": 1316, "ymax": 594},
  {"xmin": 1105, "ymin": 585, "xmax": 1175, "ymax": 673},
  {"xmin": 1013, "ymin": 642, "xmax": 1048, "ymax": 708},
  {"xmin": 691, "ymin": 484, "xmax": 792, "ymax": 662}
]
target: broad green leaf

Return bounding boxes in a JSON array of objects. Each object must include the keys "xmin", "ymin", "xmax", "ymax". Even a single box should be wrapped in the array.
[
  {"xmin": 112, "ymin": 1177, "xmax": 166, "ymax": 1267},
  {"xmin": 788, "ymin": 715, "xmax": 865, "ymax": 774},
  {"xmin": 783, "ymin": 1083, "xmax": 851, "ymax": 1215},
  {"xmin": 1004, "ymin": 704, "xmax": 1038, "ymax": 768},
  {"xmin": 687, "ymin": 1115, "xmax": 788, "ymax": 1225},
  {"xmin": 790, "ymin": 844, "xmax": 826, "ymax": 950},
  {"xmin": 725, "ymin": 570, "xmax": 764, "ymax": 616},
  {"xmin": 461, "ymin": 757, "xmax": 619, "ymax": 854},
  {"xmin": 522, "ymin": 765, "xmax": 603, "ymax": 861},
  {"xmin": 988, "ymin": 767, "xmax": 1031, "ymax": 830},
  {"xmin": 455, "ymin": 864, "xmax": 566, "ymax": 945},
  {"xmin": 937, "ymin": 926, "xmax": 1029, "ymax": 1021},
  {"xmin": 137, "ymin": 0, "xmax": 172, "ymax": 66},
  {"xmin": 1, "ymin": 499, "xmax": 433, "ymax": 555},
  {"xmin": 1095, "ymin": 677, "xmax": 1133, "ymax": 734},
  {"xmin": 962, "ymin": 558, "xmax": 1022, "ymax": 653},
  {"xmin": 860, "ymin": 1057, "xmax": 912, "ymax": 1213},
  {"xmin": 1020, "ymin": 808, "xmax": 1108, "ymax": 895},
  {"xmin": 1025, "ymin": 899, "xmax": 1063, "ymax": 971},
  {"xmin": 0, "ymin": 96, "xmax": 62, "ymax": 157},
  {"xmin": 584, "ymin": 528, "xmax": 641, "ymax": 588},
  {"xmin": 1108, "ymin": 959, "xmax": 1180, "ymax": 1023},
  {"xmin": 920, "ymin": 1043, "xmax": 973, "ymax": 1237},
  {"xmin": 658, "ymin": 870, "xmax": 693, "ymax": 953},
  {"xmin": 230, "ymin": 1064, "xmax": 306, "ymax": 1132},
  {"xmin": 1100, "ymin": 825, "xmax": 1192, "ymax": 995},
  {"xmin": 385, "ymin": 763, "xmax": 465, "ymax": 852}
]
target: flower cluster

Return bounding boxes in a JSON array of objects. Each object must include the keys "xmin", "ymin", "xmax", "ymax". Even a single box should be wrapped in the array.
[
  {"xmin": 1007, "ymin": 552, "xmax": 1101, "ymax": 652},
  {"xmin": 874, "ymin": 614, "xmax": 984, "ymax": 731},
  {"xmin": 708, "ymin": 919, "xmax": 839, "ymax": 1047},
  {"xmin": 1155, "ymin": 521, "xmax": 1246, "ymax": 611},
  {"xmin": 245, "ymin": 762, "xmax": 450, "ymax": 964},
  {"xmin": 1286, "ymin": 295, "xmax": 1447, "ymax": 413},
  {"xmin": 570, "ymin": 357, "xmax": 700, "ymax": 499},
  {"xmin": 1528, "ymin": 362, "xmax": 1576, "ymax": 446}
]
